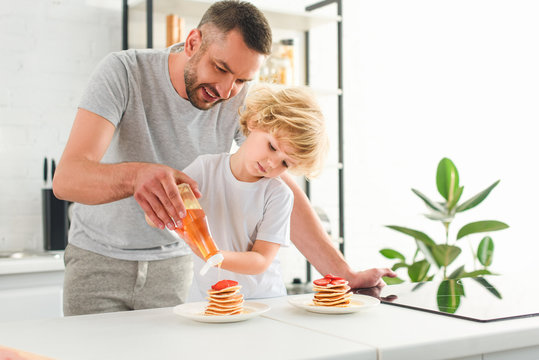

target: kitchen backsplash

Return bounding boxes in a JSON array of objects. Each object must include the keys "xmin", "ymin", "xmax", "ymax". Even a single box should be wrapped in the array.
[{"xmin": 0, "ymin": 0, "xmax": 121, "ymax": 251}]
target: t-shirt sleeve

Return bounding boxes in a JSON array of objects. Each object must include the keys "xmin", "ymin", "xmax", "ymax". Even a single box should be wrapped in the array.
[
  {"xmin": 182, "ymin": 155, "xmax": 206, "ymax": 193},
  {"xmin": 255, "ymin": 182, "xmax": 294, "ymax": 246},
  {"xmin": 78, "ymin": 53, "xmax": 129, "ymax": 127}
]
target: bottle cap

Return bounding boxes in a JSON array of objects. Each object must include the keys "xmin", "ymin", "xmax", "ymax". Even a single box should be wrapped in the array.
[{"xmin": 200, "ymin": 253, "xmax": 224, "ymax": 276}]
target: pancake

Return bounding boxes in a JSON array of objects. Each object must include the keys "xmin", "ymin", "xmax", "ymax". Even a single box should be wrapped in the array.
[
  {"xmin": 312, "ymin": 274, "xmax": 351, "ymax": 307},
  {"xmin": 205, "ymin": 280, "xmax": 244, "ymax": 316}
]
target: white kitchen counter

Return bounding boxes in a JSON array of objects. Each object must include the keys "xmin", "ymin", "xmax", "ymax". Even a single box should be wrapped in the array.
[
  {"xmin": 0, "ymin": 252, "xmax": 64, "ymax": 275},
  {"xmin": 1, "ymin": 294, "xmax": 538, "ymax": 360},
  {"xmin": 0, "ymin": 306, "xmax": 375, "ymax": 360},
  {"xmin": 0, "ymin": 253, "xmax": 65, "ymax": 321},
  {"xmin": 262, "ymin": 295, "xmax": 539, "ymax": 360}
]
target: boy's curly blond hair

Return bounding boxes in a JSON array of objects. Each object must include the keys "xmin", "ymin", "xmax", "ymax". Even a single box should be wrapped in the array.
[{"xmin": 239, "ymin": 84, "xmax": 329, "ymax": 179}]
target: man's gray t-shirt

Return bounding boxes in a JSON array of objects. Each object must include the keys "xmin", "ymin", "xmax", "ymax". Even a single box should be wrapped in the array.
[{"xmin": 69, "ymin": 44, "xmax": 247, "ymax": 261}]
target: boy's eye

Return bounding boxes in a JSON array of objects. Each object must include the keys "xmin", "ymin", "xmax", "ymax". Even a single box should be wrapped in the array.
[
  {"xmin": 282, "ymin": 160, "xmax": 289, "ymax": 168},
  {"xmin": 269, "ymin": 143, "xmax": 276, "ymax": 151}
]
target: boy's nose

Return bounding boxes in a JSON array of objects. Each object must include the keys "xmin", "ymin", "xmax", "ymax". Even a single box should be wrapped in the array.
[{"xmin": 267, "ymin": 155, "xmax": 279, "ymax": 169}]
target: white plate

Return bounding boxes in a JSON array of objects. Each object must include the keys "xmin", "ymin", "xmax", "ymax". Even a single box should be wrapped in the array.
[
  {"xmin": 173, "ymin": 301, "xmax": 270, "ymax": 323},
  {"xmin": 288, "ymin": 294, "xmax": 380, "ymax": 314}
]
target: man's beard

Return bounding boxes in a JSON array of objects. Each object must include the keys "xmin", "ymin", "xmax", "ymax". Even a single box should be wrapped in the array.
[{"xmin": 184, "ymin": 56, "xmax": 223, "ymax": 110}]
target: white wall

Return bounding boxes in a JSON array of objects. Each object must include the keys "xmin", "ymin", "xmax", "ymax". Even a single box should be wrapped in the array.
[
  {"xmin": 0, "ymin": 0, "xmax": 121, "ymax": 250},
  {"xmin": 342, "ymin": 0, "xmax": 539, "ymax": 277},
  {"xmin": 1, "ymin": 0, "xmax": 537, "ymax": 281}
]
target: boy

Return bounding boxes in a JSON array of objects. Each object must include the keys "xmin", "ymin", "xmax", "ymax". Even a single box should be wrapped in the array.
[{"xmin": 183, "ymin": 84, "xmax": 329, "ymax": 300}]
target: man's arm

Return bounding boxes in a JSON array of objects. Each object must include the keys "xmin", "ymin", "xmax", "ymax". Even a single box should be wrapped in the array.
[
  {"xmin": 53, "ymin": 108, "xmax": 200, "ymax": 230},
  {"xmin": 279, "ymin": 172, "xmax": 396, "ymax": 288}
]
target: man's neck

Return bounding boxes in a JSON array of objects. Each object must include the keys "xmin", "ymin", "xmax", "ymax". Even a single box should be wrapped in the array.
[{"xmin": 168, "ymin": 52, "xmax": 188, "ymax": 99}]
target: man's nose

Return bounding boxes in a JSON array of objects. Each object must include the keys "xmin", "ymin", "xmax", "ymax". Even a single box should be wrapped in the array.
[{"xmin": 216, "ymin": 76, "xmax": 235, "ymax": 100}]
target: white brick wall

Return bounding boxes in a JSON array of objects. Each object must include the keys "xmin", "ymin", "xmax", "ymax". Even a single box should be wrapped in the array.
[{"xmin": 0, "ymin": 0, "xmax": 121, "ymax": 250}]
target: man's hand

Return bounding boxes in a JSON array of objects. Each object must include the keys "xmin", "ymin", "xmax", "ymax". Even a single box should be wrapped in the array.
[
  {"xmin": 347, "ymin": 268, "xmax": 397, "ymax": 289},
  {"xmin": 133, "ymin": 163, "xmax": 201, "ymax": 230}
]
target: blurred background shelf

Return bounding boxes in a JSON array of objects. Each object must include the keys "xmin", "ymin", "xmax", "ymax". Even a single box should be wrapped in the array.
[{"xmin": 126, "ymin": 0, "xmax": 340, "ymax": 32}]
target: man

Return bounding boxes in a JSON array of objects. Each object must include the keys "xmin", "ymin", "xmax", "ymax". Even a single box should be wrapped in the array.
[{"xmin": 53, "ymin": 0, "xmax": 394, "ymax": 315}]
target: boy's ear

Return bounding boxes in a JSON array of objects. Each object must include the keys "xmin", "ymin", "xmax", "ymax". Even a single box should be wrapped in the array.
[
  {"xmin": 184, "ymin": 29, "xmax": 202, "ymax": 57},
  {"xmin": 246, "ymin": 117, "xmax": 261, "ymax": 133}
]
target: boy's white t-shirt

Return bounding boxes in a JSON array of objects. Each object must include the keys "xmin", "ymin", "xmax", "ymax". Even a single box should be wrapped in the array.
[{"xmin": 183, "ymin": 153, "xmax": 293, "ymax": 301}]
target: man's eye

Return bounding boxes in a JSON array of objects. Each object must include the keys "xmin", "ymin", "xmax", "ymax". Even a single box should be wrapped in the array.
[{"xmin": 216, "ymin": 66, "xmax": 226, "ymax": 73}]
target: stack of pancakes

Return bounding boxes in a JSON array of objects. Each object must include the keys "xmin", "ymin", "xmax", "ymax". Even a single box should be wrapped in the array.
[
  {"xmin": 205, "ymin": 280, "xmax": 244, "ymax": 316},
  {"xmin": 312, "ymin": 274, "xmax": 352, "ymax": 307}
]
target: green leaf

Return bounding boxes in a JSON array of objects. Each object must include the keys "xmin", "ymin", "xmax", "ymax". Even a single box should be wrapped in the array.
[
  {"xmin": 411, "ymin": 188, "xmax": 445, "ymax": 212},
  {"xmin": 415, "ymin": 239, "xmax": 439, "ymax": 268},
  {"xmin": 408, "ymin": 260, "xmax": 430, "ymax": 282},
  {"xmin": 436, "ymin": 158, "xmax": 459, "ymax": 202},
  {"xmin": 456, "ymin": 221, "xmax": 509, "ymax": 240},
  {"xmin": 391, "ymin": 262, "xmax": 409, "ymax": 271},
  {"xmin": 437, "ymin": 279, "xmax": 465, "ymax": 314},
  {"xmin": 386, "ymin": 225, "xmax": 436, "ymax": 246},
  {"xmin": 456, "ymin": 180, "xmax": 500, "ymax": 213},
  {"xmin": 424, "ymin": 212, "xmax": 454, "ymax": 222},
  {"xmin": 383, "ymin": 276, "xmax": 405, "ymax": 285},
  {"xmin": 431, "ymin": 245, "xmax": 461, "ymax": 267},
  {"xmin": 477, "ymin": 236, "xmax": 494, "ymax": 266},
  {"xmin": 460, "ymin": 270, "xmax": 494, "ymax": 278},
  {"xmin": 448, "ymin": 265, "xmax": 465, "ymax": 279},
  {"xmin": 447, "ymin": 186, "xmax": 464, "ymax": 211},
  {"xmin": 472, "ymin": 277, "xmax": 502, "ymax": 299},
  {"xmin": 379, "ymin": 248, "xmax": 406, "ymax": 261}
]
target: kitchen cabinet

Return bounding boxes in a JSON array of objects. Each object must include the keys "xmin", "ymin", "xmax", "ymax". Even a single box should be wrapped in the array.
[
  {"xmin": 0, "ymin": 255, "xmax": 64, "ymax": 321},
  {"xmin": 121, "ymin": 0, "xmax": 344, "ymax": 285}
]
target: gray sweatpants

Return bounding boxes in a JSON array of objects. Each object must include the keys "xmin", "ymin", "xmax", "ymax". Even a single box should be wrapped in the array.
[{"xmin": 63, "ymin": 244, "xmax": 193, "ymax": 316}]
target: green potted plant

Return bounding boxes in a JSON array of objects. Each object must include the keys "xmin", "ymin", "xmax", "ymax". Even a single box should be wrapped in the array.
[
  {"xmin": 380, "ymin": 158, "xmax": 508, "ymax": 312},
  {"xmin": 381, "ymin": 157, "xmax": 508, "ymax": 284}
]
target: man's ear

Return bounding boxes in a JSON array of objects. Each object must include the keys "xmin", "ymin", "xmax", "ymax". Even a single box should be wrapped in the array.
[{"xmin": 184, "ymin": 29, "xmax": 202, "ymax": 57}]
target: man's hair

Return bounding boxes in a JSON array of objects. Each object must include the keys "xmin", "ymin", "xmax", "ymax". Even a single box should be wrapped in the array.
[
  {"xmin": 239, "ymin": 84, "xmax": 329, "ymax": 179},
  {"xmin": 198, "ymin": 0, "xmax": 272, "ymax": 55}
]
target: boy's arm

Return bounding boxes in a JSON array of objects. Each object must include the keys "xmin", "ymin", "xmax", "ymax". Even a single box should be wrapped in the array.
[
  {"xmin": 279, "ymin": 172, "xmax": 396, "ymax": 288},
  {"xmin": 173, "ymin": 227, "xmax": 280, "ymax": 275},
  {"xmin": 217, "ymin": 240, "xmax": 281, "ymax": 275}
]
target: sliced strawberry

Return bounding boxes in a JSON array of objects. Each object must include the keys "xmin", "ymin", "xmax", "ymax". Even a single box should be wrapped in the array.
[
  {"xmin": 330, "ymin": 279, "xmax": 347, "ymax": 285},
  {"xmin": 324, "ymin": 274, "xmax": 345, "ymax": 281},
  {"xmin": 313, "ymin": 278, "xmax": 331, "ymax": 286},
  {"xmin": 211, "ymin": 280, "xmax": 238, "ymax": 291}
]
